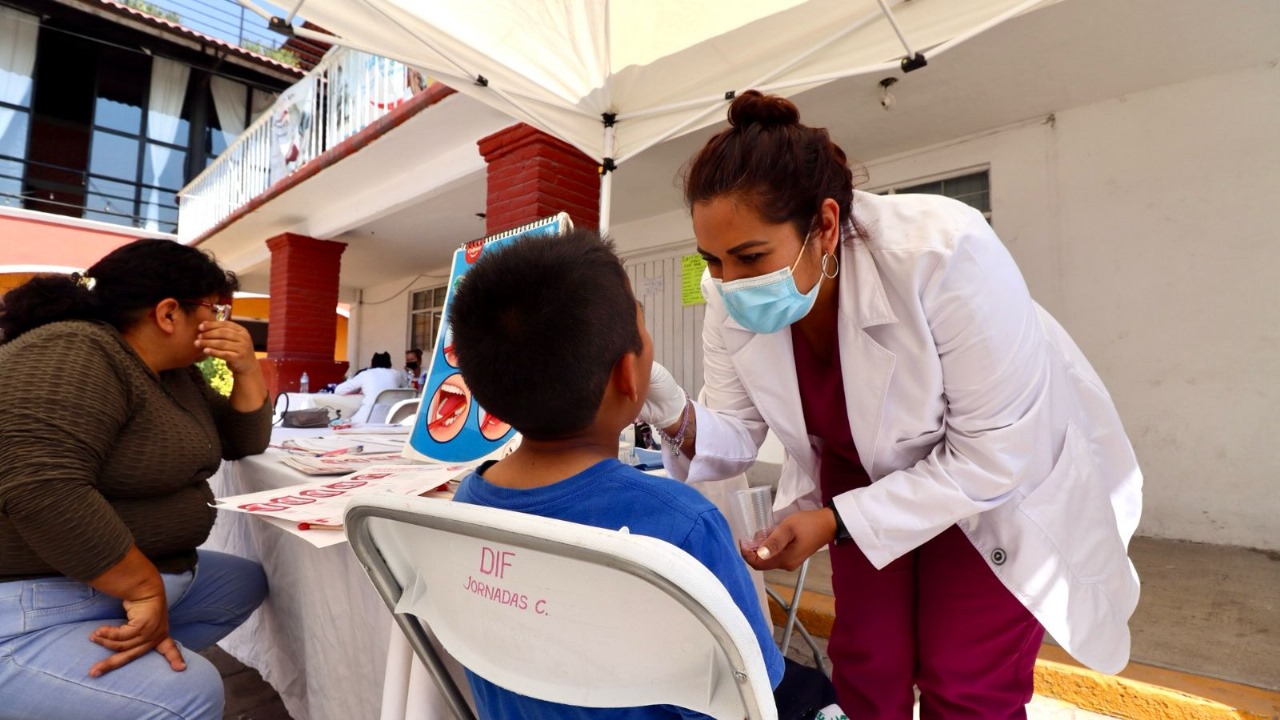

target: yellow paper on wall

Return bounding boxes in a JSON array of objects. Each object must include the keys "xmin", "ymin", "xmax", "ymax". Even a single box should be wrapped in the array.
[{"xmin": 681, "ymin": 254, "xmax": 707, "ymax": 306}]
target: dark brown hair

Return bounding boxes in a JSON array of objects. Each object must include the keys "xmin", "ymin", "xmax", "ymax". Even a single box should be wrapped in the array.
[
  {"xmin": 0, "ymin": 239, "xmax": 238, "ymax": 343},
  {"xmin": 448, "ymin": 229, "xmax": 642, "ymax": 441},
  {"xmin": 683, "ymin": 90, "xmax": 856, "ymax": 239}
]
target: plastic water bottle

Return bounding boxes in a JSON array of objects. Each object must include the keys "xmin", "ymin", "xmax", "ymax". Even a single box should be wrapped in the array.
[{"xmin": 299, "ymin": 372, "xmax": 310, "ymax": 394}]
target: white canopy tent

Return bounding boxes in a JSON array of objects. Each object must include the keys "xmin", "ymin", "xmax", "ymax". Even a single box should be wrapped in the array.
[{"xmin": 240, "ymin": 0, "xmax": 1052, "ymax": 230}]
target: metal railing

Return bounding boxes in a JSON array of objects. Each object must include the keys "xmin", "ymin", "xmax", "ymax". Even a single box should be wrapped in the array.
[{"xmin": 177, "ymin": 47, "xmax": 428, "ymax": 242}]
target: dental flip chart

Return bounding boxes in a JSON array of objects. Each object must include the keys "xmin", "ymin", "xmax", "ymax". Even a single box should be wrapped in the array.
[{"xmin": 404, "ymin": 213, "xmax": 573, "ymax": 464}]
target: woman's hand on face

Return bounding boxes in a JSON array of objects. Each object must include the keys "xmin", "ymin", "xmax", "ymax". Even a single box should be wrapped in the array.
[
  {"xmin": 195, "ymin": 320, "xmax": 258, "ymax": 375},
  {"xmin": 87, "ymin": 593, "xmax": 185, "ymax": 677},
  {"xmin": 742, "ymin": 507, "xmax": 837, "ymax": 571}
]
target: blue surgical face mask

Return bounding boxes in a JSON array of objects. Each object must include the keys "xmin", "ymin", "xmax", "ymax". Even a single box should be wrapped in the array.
[{"xmin": 712, "ymin": 234, "xmax": 818, "ymax": 334}]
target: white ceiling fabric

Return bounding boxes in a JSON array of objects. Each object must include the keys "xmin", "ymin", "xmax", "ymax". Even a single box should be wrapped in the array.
[{"xmin": 288, "ymin": 0, "xmax": 1054, "ymax": 166}]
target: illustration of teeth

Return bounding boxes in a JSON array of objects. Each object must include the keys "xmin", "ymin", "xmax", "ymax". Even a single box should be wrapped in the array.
[{"xmin": 435, "ymin": 384, "xmax": 467, "ymax": 427}]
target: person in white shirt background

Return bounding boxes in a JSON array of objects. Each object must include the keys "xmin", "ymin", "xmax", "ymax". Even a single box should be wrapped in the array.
[
  {"xmin": 404, "ymin": 347, "xmax": 427, "ymax": 390},
  {"xmin": 334, "ymin": 351, "xmax": 407, "ymax": 424}
]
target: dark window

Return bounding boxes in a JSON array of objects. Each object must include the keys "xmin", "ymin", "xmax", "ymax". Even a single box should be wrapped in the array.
[
  {"xmin": 93, "ymin": 49, "xmax": 147, "ymax": 135},
  {"xmin": 11, "ymin": 17, "xmax": 250, "ymax": 232},
  {"xmin": 23, "ymin": 29, "xmax": 95, "ymax": 219},
  {"xmin": 409, "ymin": 286, "xmax": 447, "ymax": 352},
  {"xmin": 0, "ymin": 113, "xmax": 28, "ymax": 209},
  {"xmin": 883, "ymin": 170, "xmax": 992, "ymax": 220}
]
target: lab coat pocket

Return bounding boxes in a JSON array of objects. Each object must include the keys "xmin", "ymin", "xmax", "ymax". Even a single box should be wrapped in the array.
[{"xmin": 1019, "ymin": 423, "xmax": 1126, "ymax": 585}]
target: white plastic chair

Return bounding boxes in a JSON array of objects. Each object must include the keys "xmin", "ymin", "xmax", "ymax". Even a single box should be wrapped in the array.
[
  {"xmin": 386, "ymin": 398, "xmax": 420, "ymax": 425},
  {"xmin": 345, "ymin": 494, "xmax": 779, "ymax": 720},
  {"xmin": 367, "ymin": 388, "xmax": 419, "ymax": 424}
]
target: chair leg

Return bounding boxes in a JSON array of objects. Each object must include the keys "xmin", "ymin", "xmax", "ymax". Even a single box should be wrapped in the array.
[
  {"xmin": 778, "ymin": 557, "xmax": 809, "ymax": 653},
  {"xmin": 765, "ymin": 557, "xmax": 827, "ymax": 675}
]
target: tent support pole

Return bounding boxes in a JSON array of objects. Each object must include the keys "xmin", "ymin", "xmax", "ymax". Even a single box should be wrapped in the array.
[
  {"xmin": 235, "ymin": 0, "xmax": 273, "ymax": 22},
  {"xmin": 599, "ymin": 123, "xmax": 616, "ymax": 234},
  {"xmin": 874, "ymin": 0, "xmax": 919, "ymax": 61},
  {"xmin": 284, "ymin": 0, "xmax": 307, "ymax": 24}
]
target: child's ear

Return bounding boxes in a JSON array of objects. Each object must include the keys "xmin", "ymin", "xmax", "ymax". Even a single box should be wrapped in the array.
[{"xmin": 611, "ymin": 351, "xmax": 643, "ymax": 403}]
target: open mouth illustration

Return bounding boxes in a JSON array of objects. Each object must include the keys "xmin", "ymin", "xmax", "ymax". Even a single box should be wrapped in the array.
[
  {"xmin": 427, "ymin": 373, "xmax": 471, "ymax": 442},
  {"xmin": 478, "ymin": 407, "xmax": 511, "ymax": 441}
]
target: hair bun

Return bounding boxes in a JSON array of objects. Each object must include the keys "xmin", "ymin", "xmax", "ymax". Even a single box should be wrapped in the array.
[{"xmin": 727, "ymin": 89, "xmax": 800, "ymax": 129}]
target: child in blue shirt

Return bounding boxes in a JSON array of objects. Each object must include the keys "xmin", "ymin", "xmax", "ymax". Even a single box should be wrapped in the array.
[{"xmin": 448, "ymin": 228, "xmax": 833, "ymax": 719}]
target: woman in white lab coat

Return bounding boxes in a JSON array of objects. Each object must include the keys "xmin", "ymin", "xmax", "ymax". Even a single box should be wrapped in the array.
[{"xmin": 640, "ymin": 91, "xmax": 1142, "ymax": 719}]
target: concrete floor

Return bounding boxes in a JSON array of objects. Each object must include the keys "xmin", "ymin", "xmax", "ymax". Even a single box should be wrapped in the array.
[
  {"xmin": 767, "ymin": 535, "xmax": 1280, "ymax": 692},
  {"xmin": 201, "ymin": 645, "xmax": 293, "ymax": 720},
  {"xmin": 209, "ymin": 635, "xmax": 1122, "ymax": 720}
]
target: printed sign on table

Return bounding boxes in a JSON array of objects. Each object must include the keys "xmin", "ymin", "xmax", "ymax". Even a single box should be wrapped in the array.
[
  {"xmin": 405, "ymin": 213, "xmax": 573, "ymax": 464},
  {"xmin": 213, "ymin": 464, "xmax": 464, "ymax": 547}
]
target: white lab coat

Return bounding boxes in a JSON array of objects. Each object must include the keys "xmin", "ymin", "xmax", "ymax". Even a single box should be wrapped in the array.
[
  {"xmin": 334, "ymin": 367, "xmax": 408, "ymax": 424},
  {"xmin": 663, "ymin": 191, "xmax": 1142, "ymax": 674}
]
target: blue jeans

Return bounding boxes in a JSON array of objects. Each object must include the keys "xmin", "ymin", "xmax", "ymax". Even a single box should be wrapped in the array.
[{"xmin": 0, "ymin": 550, "xmax": 267, "ymax": 720}]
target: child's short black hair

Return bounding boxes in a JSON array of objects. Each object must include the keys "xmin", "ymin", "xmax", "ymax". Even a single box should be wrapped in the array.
[{"xmin": 448, "ymin": 228, "xmax": 642, "ymax": 441}]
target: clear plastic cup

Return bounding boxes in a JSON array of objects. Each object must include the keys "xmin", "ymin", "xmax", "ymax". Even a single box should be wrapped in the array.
[
  {"xmin": 618, "ymin": 425, "xmax": 636, "ymax": 464},
  {"xmin": 730, "ymin": 486, "xmax": 776, "ymax": 551}
]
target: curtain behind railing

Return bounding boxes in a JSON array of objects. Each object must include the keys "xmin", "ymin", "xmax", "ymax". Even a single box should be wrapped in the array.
[
  {"xmin": 0, "ymin": 7, "xmax": 38, "ymax": 206},
  {"xmin": 144, "ymin": 57, "xmax": 190, "ymax": 231},
  {"xmin": 179, "ymin": 48, "xmax": 426, "ymax": 242}
]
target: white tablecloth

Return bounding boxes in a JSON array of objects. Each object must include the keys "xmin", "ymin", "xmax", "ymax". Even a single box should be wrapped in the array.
[
  {"xmin": 205, "ymin": 428, "xmax": 467, "ymax": 720},
  {"xmin": 205, "ymin": 431, "xmax": 765, "ymax": 720}
]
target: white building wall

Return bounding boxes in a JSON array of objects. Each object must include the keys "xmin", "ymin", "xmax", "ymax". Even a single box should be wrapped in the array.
[
  {"xmin": 863, "ymin": 62, "xmax": 1279, "ymax": 549},
  {"xmin": 622, "ymin": 242, "xmax": 706, "ymax": 397},
  {"xmin": 348, "ymin": 270, "xmax": 449, "ymax": 376},
  {"xmin": 340, "ymin": 63, "xmax": 1278, "ymax": 549}
]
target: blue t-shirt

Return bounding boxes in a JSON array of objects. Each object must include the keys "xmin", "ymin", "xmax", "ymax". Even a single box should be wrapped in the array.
[{"xmin": 453, "ymin": 458, "xmax": 784, "ymax": 719}]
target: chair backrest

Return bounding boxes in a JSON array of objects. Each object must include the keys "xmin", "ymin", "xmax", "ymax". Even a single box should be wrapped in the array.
[
  {"xmin": 346, "ymin": 494, "xmax": 777, "ymax": 720},
  {"xmin": 368, "ymin": 388, "xmax": 418, "ymax": 424},
  {"xmin": 386, "ymin": 398, "xmax": 420, "ymax": 426}
]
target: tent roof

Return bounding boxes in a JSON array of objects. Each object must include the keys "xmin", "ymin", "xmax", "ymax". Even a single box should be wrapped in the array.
[{"xmin": 278, "ymin": 0, "xmax": 1052, "ymax": 165}]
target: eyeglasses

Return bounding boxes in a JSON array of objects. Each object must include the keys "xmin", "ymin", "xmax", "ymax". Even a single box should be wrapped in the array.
[{"xmin": 184, "ymin": 301, "xmax": 232, "ymax": 321}]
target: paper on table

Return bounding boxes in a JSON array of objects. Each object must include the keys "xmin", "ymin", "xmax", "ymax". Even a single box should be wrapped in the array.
[
  {"xmin": 280, "ymin": 452, "xmax": 415, "ymax": 475},
  {"xmin": 333, "ymin": 432, "xmax": 412, "ymax": 446},
  {"xmin": 334, "ymin": 425, "xmax": 412, "ymax": 435},
  {"xmin": 280, "ymin": 435, "xmax": 404, "ymax": 455},
  {"xmin": 257, "ymin": 515, "xmax": 351, "ymax": 549},
  {"xmin": 212, "ymin": 464, "xmax": 470, "ymax": 547}
]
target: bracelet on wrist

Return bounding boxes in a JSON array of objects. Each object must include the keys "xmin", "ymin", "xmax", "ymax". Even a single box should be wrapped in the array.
[{"xmin": 654, "ymin": 395, "xmax": 692, "ymax": 454}]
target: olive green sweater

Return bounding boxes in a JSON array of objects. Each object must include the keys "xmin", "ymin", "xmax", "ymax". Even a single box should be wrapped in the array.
[{"xmin": 0, "ymin": 321, "xmax": 271, "ymax": 582}]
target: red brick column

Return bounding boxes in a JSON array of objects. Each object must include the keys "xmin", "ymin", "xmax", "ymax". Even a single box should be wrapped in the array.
[
  {"xmin": 477, "ymin": 124, "xmax": 600, "ymax": 235},
  {"xmin": 260, "ymin": 233, "xmax": 349, "ymax": 397}
]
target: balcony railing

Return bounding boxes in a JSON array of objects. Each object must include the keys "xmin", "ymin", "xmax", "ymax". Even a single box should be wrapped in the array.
[{"xmin": 178, "ymin": 46, "xmax": 428, "ymax": 242}]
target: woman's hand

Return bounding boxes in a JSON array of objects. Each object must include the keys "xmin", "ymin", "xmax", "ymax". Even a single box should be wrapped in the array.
[
  {"xmin": 84, "ymin": 546, "xmax": 184, "ymax": 677},
  {"xmin": 195, "ymin": 320, "xmax": 257, "ymax": 375},
  {"xmin": 88, "ymin": 592, "xmax": 185, "ymax": 677},
  {"xmin": 198, "ymin": 320, "xmax": 268, "ymax": 411},
  {"xmin": 640, "ymin": 363, "xmax": 688, "ymax": 431},
  {"xmin": 742, "ymin": 507, "xmax": 838, "ymax": 571}
]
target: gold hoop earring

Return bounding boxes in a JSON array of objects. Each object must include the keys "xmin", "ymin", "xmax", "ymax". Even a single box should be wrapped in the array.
[{"xmin": 821, "ymin": 252, "xmax": 839, "ymax": 279}]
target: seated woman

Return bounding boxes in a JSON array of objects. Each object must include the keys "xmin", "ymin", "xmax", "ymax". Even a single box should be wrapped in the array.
[
  {"xmin": 334, "ymin": 351, "xmax": 409, "ymax": 424},
  {"xmin": 0, "ymin": 239, "xmax": 272, "ymax": 720}
]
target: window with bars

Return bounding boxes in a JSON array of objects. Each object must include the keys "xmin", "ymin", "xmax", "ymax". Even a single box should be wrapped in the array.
[
  {"xmin": 4, "ymin": 14, "xmax": 259, "ymax": 231},
  {"xmin": 409, "ymin": 286, "xmax": 448, "ymax": 353},
  {"xmin": 879, "ymin": 170, "xmax": 991, "ymax": 221}
]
